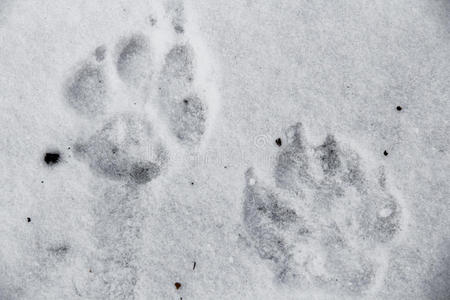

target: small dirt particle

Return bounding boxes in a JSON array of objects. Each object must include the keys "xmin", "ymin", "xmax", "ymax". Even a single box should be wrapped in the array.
[{"xmin": 44, "ymin": 152, "xmax": 60, "ymax": 165}]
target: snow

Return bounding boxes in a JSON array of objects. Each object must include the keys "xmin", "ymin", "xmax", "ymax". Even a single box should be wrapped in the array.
[{"xmin": 0, "ymin": 0, "xmax": 449, "ymax": 299}]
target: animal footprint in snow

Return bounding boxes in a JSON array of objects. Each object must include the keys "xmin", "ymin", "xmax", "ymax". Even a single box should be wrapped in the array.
[
  {"xmin": 243, "ymin": 122, "xmax": 403, "ymax": 294},
  {"xmin": 59, "ymin": 5, "xmax": 217, "ymax": 297},
  {"xmin": 62, "ymin": 30, "xmax": 215, "ymax": 182}
]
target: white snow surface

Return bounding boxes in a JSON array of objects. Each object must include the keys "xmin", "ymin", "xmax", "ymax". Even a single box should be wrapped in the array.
[{"xmin": 0, "ymin": 0, "xmax": 449, "ymax": 299}]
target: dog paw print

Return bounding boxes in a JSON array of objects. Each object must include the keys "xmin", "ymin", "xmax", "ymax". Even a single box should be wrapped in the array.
[
  {"xmin": 242, "ymin": 122, "xmax": 403, "ymax": 295},
  {"xmin": 59, "ymin": 3, "xmax": 217, "ymax": 297},
  {"xmin": 62, "ymin": 24, "xmax": 212, "ymax": 185}
]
